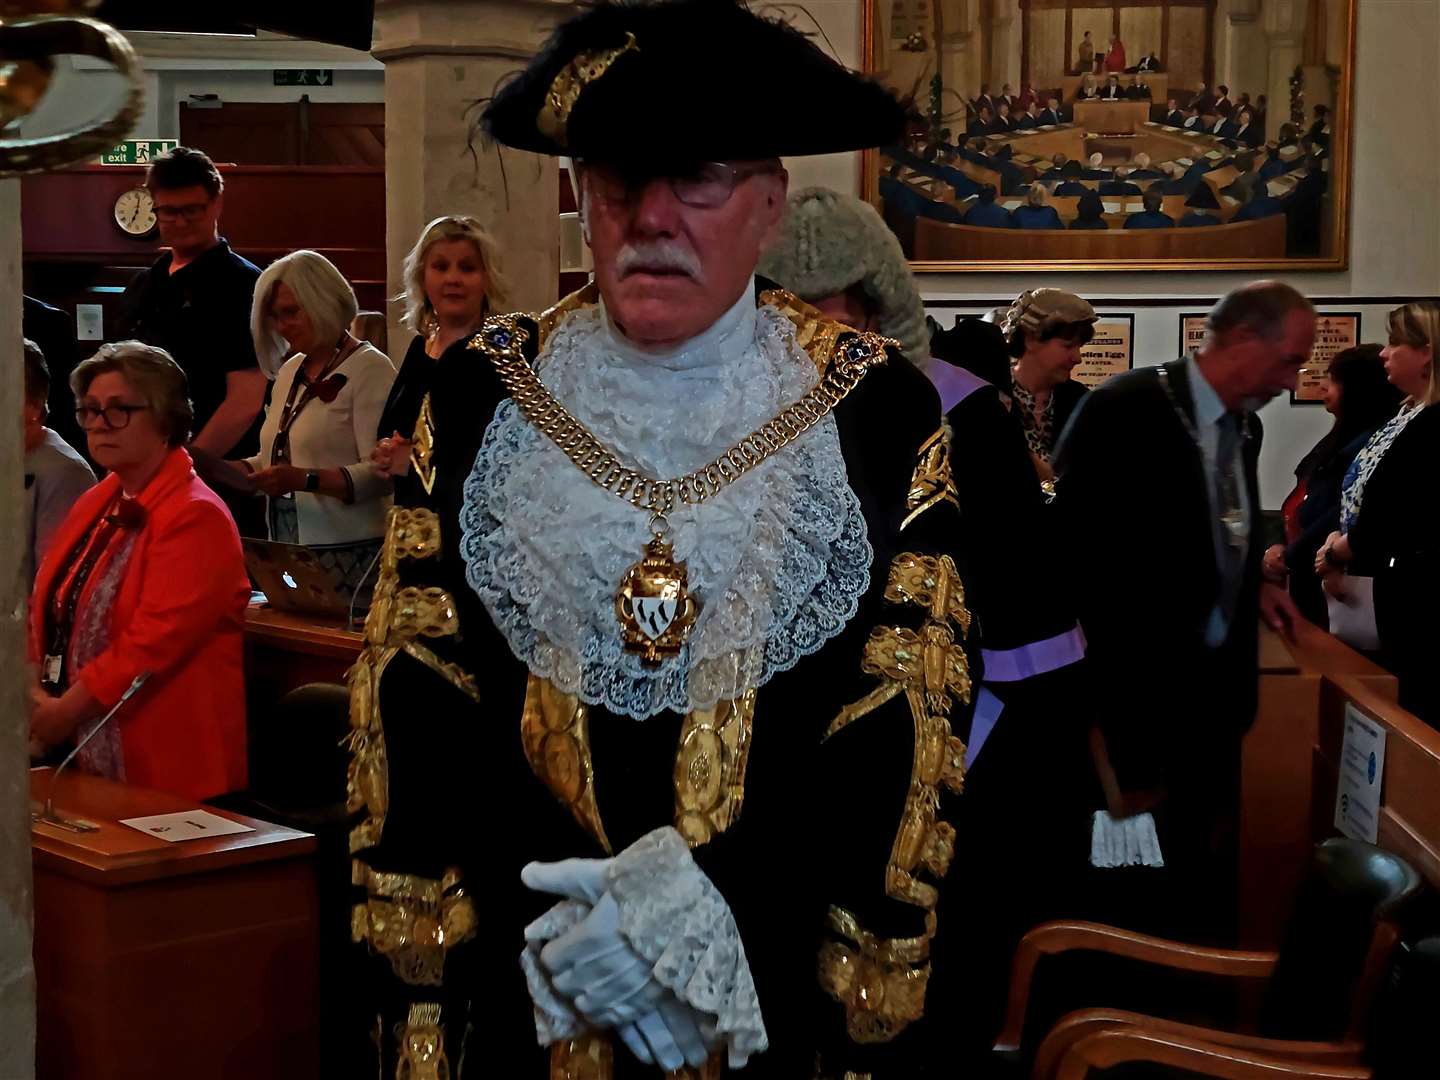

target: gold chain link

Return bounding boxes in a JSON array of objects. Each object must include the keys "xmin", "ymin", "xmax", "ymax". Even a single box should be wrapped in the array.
[{"xmin": 470, "ymin": 314, "xmax": 892, "ymax": 515}]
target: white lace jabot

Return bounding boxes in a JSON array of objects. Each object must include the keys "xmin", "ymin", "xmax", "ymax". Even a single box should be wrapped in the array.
[{"xmin": 459, "ymin": 282, "xmax": 872, "ymax": 719}]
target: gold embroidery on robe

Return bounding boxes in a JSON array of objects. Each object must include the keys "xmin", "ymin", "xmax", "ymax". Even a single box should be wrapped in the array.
[
  {"xmin": 396, "ymin": 1001, "xmax": 450, "ymax": 1079},
  {"xmin": 819, "ymin": 551, "xmax": 971, "ymax": 1041},
  {"xmin": 818, "ymin": 906, "xmax": 934, "ymax": 1044},
  {"xmin": 522, "ymin": 675, "xmax": 613, "ymax": 855},
  {"xmin": 411, "ymin": 395, "xmax": 438, "ymax": 495},
  {"xmin": 351, "ymin": 864, "xmax": 476, "ymax": 988},
  {"xmin": 901, "ymin": 426, "xmax": 960, "ymax": 531},
  {"xmin": 759, "ymin": 286, "xmax": 849, "ymax": 375},
  {"xmin": 674, "ymin": 690, "xmax": 757, "ymax": 847}
]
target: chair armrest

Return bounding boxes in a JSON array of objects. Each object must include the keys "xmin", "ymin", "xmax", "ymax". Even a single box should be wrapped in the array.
[
  {"xmin": 1054, "ymin": 1027, "xmax": 1373, "ymax": 1080},
  {"xmin": 992, "ymin": 921, "xmax": 1278, "ymax": 1052},
  {"xmin": 1035, "ymin": 1009, "xmax": 1364, "ymax": 1080}
]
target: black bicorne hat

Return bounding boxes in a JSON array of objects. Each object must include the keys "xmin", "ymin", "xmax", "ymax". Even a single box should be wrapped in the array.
[
  {"xmin": 1186, "ymin": 183, "xmax": 1220, "ymax": 209},
  {"xmin": 480, "ymin": 0, "xmax": 905, "ymax": 162}
]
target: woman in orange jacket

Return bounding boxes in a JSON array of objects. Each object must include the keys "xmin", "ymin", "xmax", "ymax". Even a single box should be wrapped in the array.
[{"xmin": 29, "ymin": 341, "xmax": 250, "ymax": 801}]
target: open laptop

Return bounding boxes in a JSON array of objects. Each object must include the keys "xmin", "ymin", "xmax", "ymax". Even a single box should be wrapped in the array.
[{"xmin": 243, "ymin": 538, "xmax": 370, "ymax": 621}]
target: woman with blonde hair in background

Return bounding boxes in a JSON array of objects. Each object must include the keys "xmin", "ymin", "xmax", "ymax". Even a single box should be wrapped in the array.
[
  {"xmin": 239, "ymin": 250, "xmax": 396, "ymax": 595},
  {"xmin": 1317, "ymin": 301, "xmax": 1440, "ymax": 724},
  {"xmin": 370, "ymin": 215, "xmax": 510, "ymax": 492}
]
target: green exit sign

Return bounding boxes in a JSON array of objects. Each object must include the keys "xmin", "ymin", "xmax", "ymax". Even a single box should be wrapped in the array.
[
  {"xmin": 274, "ymin": 69, "xmax": 334, "ymax": 86},
  {"xmin": 100, "ymin": 139, "xmax": 179, "ymax": 166}
]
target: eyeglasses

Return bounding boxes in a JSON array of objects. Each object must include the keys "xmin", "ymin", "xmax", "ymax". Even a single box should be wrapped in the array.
[
  {"xmin": 583, "ymin": 161, "xmax": 782, "ymax": 209},
  {"xmin": 76, "ymin": 403, "xmax": 150, "ymax": 430},
  {"xmin": 153, "ymin": 202, "xmax": 211, "ymax": 222}
]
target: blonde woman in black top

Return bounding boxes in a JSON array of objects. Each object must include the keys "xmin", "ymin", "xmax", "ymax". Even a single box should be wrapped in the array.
[{"xmin": 370, "ymin": 215, "xmax": 511, "ymax": 489}]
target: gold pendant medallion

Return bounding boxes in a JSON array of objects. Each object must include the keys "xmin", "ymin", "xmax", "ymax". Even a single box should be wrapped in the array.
[{"xmin": 615, "ymin": 529, "xmax": 701, "ymax": 665}]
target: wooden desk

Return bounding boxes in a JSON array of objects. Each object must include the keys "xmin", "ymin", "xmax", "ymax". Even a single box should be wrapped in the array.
[
  {"xmin": 245, "ymin": 602, "xmax": 362, "ymax": 709},
  {"xmin": 1073, "ymin": 100, "xmax": 1153, "ymax": 133},
  {"xmin": 32, "ymin": 769, "xmax": 319, "ymax": 1079}
]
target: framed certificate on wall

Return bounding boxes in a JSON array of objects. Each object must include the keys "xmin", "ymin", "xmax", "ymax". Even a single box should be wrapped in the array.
[
  {"xmin": 1074, "ymin": 314, "xmax": 1134, "ymax": 389},
  {"xmin": 1292, "ymin": 313, "xmax": 1361, "ymax": 404}
]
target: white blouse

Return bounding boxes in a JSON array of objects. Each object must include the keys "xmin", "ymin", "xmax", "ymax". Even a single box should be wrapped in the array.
[{"xmin": 245, "ymin": 342, "xmax": 396, "ymax": 545}]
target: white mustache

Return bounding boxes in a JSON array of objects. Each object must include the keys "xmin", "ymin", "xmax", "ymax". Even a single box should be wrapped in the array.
[{"xmin": 615, "ymin": 242, "xmax": 703, "ymax": 282}]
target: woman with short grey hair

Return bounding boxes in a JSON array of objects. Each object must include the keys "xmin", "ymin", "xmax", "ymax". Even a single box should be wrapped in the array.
[{"xmin": 240, "ymin": 250, "xmax": 396, "ymax": 595}]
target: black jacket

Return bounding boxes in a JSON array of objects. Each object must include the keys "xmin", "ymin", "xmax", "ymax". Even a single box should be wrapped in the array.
[
  {"xmin": 22, "ymin": 295, "xmax": 84, "ymax": 455},
  {"xmin": 1346, "ymin": 406, "xmax": 1440, "ymax": 633},
  {"xmin": 1053, "ymin": 360, "xmax": 1264, "ymax": 791},
  {"xmin": 1283, "ymin": 427, "xmax": 1375, "ymax": 626}
]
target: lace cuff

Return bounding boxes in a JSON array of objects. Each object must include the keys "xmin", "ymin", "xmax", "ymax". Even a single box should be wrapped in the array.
[
  {"xmin": 607, "ymin": 827, "xmax": 769, "ymax": 1067},
  {"xmin": 1090, "ymin": 810, "xmax": 1165, "ymax": 868},
  {"xmin": 520, "ymin": 900, "xmax": 589, "ymax": 1045}
]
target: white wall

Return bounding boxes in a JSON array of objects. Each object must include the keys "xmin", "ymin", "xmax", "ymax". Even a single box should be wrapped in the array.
[{"xmin": 793, "ymin": 0, "xmax": 1440, "ymax": 507}]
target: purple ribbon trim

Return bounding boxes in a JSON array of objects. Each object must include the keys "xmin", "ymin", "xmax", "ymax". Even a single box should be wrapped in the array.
[
  {"xmin": 966, "ymin": 687, "xmax": 1004, "ymax": 768},
  {"xmin": 981, "ymin": 624, "xmax": 1087, "ymax": 683}
]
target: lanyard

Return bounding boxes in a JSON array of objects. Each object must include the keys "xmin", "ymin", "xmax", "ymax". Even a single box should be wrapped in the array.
[
  {"xmin": 269, "ymin": 335, "xmax": 360, "ymax": 467},
  {"xmin": 43, "ymin": 497, "xmax": 126, "ymax": 689},
  {"xmin": 1157, "ymin": 365, "xmax": 1249, "ymax": 550}
]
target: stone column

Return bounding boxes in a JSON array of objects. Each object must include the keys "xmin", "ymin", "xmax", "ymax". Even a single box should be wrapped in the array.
[
  {"xmin": 985, "ymin": 0, "xmax": 1023, "ymax": 96},
  {"xmin": 0, "ymin": 177, "xmax": 37, "ymax": 1080},
  {"xmin": 373, "ymin": 0, "xmax": 564, "ymax": 344}
]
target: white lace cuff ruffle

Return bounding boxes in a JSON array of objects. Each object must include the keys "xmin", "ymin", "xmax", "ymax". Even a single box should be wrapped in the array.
[
  {"xmin": 520, "ymin": 900, "xmax": 590, "ymax": 1044},
  {"xmin": 609, "ymin": 827, "xmax": 768, "ymax": 1067},
  {"xmin": 1090, "ymin": 810, "xmax": 1165, "ymax": 868}
]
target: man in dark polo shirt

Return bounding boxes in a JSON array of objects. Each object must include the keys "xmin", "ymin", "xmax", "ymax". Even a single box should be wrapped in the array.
[{"xmin": 116, "ymin": 146, "xmax": 266, "ymax": 533}]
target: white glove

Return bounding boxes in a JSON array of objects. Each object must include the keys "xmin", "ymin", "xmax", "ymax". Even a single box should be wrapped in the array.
[{"xmin": 617, "ymin": 995, "xmax": 714, "ymax": 1071}]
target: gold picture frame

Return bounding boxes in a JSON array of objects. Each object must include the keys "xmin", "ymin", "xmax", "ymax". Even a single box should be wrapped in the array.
[{"xmin": 863, "ymin": 0, "xmax": 1356, "ymax": 272}]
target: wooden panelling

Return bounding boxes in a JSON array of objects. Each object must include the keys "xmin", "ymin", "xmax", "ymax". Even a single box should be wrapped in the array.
[
  {"xmin": 1166, "ymin": 5, "xmax": 1208, "ymax": 91},
  {"xmin": 1119, "ymin": 5, "xmax": 1164, "ymax": 58},
  {"xmin": 912, "ymin": 210, "xmax": 1286, "ymax": 260},
  {"xmin": 180, "ymin": 101, "xmax": 385, "ymax": 167},
  {"xmin": 1033, "ymin": 7, "xmax": 1075, "ymax": 90},
  {"xmin": 1241, "ymin": 623, "xmax": 1396, "ymax": 948},
  {"xmin": 21, "ymin": 164, "xmax": 386, "ymax": 312}
]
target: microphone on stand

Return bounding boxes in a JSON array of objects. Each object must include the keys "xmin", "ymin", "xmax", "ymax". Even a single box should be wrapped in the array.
[{"xmin": 36, "ymin": 673, "xmax": 150, "ymax": 833}]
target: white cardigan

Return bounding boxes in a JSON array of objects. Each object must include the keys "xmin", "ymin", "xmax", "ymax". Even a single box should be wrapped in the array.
[{"xmin": 246, "ymin": 342, "xmax": 396, "ymax": 545}]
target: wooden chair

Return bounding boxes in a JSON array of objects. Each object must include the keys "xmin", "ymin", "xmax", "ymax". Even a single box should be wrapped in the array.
[
  {"xmin": 1037, "ymin": 933, "xmax": 1440, "ymax": 1078},
  {"xmin": 992, "ymin": 839, "xmax": 1422, "ymax": 1077}
]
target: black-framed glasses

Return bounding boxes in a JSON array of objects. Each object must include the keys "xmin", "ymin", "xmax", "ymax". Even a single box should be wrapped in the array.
[
  {"xmin": 154, "ymin": 202, "xmax": 211, "ymax": 222},
  {"xmin": 76, "ymin": 403, "xmax": 150, "ymax": 430},
  {"xmin": 582, "ymin": 160, "xmax": 782, "ymax": 209}
]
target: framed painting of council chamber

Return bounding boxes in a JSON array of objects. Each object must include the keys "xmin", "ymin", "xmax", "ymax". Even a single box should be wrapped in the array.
[{"xmin": 863, "ymin": 0, "xmax": 1357, "ymax": 272}]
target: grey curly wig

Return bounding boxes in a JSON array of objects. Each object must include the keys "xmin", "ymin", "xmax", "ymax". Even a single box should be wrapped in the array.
[{"xmin": 757, "ymin": 186, "xmax": 929, "ymax": 365}]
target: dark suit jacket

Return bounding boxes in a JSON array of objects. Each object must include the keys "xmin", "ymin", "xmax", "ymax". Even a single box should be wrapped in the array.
[
  {"xmin": 1164, "ymin": 110, "xmax": 1186, "ymax": 125},
  {"xmin": 1055, "ymin": 180, "xmax": 1089, "ymax": 196},
  {"xmin": 22, "ymin": 296, "xmax": 85, "ymax": 455},
  {"xmin": 1100, "ymin": 86, "xmax": 1124, "ymax": 100},
  {"xmin": 964, "ymin": 201, "xmax": 1013, "ymax": 228},
  {"xmin": 1125, "ymin": 85, "xmax": 1152, "ymax": 100},
  {"xmin": 1099, "ymin": 180, "xmax": 1142, "ymax": 196},
  {"xmin": 1013, "ymin": 114, "xmax": 1038, "ymax": 129},
  {"xmin": 1124, "ymin": 210, "xmax": 1175, "ymax": 229},
  {"xmin": 1233, "ymin": 124, "xmax": 1261, "ymax": 147},
  {"xmin": 1234, "ymin": 196, "xmax": 1283, "ymax": 221},
  {"xmin": 1053, "ymin": 361, "xmax": 1264, "ymax": 791},
  {"xmin": 1179, "ymin": 211, "xmax": 1220, "ymax": 227},
  {"xmin": 1039, "ymin": 108, "xmax": 1063, "ymax": 125},
  {"xmin": 1010, "ymin": 205, "xmax": 1064, "ymax": 229}
]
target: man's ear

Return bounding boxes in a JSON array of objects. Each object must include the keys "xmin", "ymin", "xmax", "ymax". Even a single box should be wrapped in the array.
[{"xmin": 758, "ymin": 167, "xmax": 789, "ymax": 244}]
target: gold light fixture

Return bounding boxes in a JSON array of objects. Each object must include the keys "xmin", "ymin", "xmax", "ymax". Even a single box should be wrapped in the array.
[{"xmin": 0, "ymin": 2, "xmax": 143, "ymax": 176}]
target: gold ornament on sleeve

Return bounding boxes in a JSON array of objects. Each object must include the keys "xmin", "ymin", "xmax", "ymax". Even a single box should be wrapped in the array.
[{"xmin": 0, "ymin": 4, "xmax": 143, "ymax": 177}]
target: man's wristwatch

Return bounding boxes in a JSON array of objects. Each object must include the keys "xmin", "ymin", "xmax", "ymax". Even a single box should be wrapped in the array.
[{"xmin": 304, "ymin": 470, "xmax": 320, "ymax": 493}]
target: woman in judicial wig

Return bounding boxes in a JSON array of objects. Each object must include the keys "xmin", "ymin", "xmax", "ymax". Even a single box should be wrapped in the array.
[
  {"xmin": 1318, "ymin": 301, "xmax": 1440, "ymax": 724},
  {"xmin": 369, "ymin": 214, "xmax": 510, "ymax": 493},
  {"xmin": 28, "ymin": 342, "xmax": 250, "ymax": 800}
]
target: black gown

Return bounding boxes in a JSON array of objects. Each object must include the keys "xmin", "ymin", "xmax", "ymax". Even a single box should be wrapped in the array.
[{"xmin": 346, "ymin": 283, "xmax": 980, "ymax": 1078}]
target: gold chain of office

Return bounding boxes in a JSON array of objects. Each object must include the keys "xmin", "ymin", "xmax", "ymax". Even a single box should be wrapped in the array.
[{"xmin": 471, "ymin": 314, "xmax": 893, "ymax": 517}]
